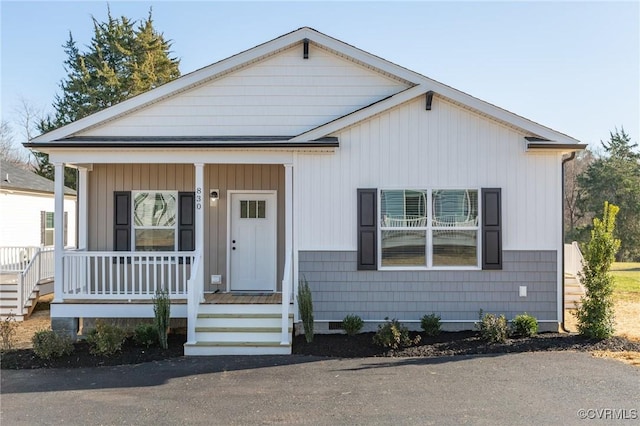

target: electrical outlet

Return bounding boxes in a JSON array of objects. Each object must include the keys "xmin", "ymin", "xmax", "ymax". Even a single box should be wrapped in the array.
[
  {"xmin": 519, "ymin": 286, "xmax": 527, "ymax": 297},
  {"xmin": 211, "ymin": 275, "xmax": 222, "ymax": 284}
]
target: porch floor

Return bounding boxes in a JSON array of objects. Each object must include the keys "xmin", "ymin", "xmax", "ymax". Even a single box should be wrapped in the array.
[{"xmin": 203, "ymin": 292, "xmax": 283, "ymax": 304}]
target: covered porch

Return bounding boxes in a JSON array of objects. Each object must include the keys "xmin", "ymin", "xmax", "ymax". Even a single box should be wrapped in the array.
[{"xmin": 49, "ymin": 149, "xmax": 300, "ymax": 355}]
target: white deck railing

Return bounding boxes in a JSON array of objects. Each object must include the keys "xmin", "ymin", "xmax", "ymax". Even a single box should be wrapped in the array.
[
  {"xmin": 186, "ymin": 252, "xmax": 203, "ymax": 343},
  {"xmin": 564, "ymin": 241, "xmax": 585, "ymax": 282},
  {"xmin": 62, "ymin": 251, "xmax": 195, "ymax": 299},
  {"xmin": 280, "ymin": 250, "xmax": 293, "ymax": 345},
  {"xmin": 0, "ymin": 246, "xmax": 42, "ymax": 272},
  {"xmin": 15, "ymin": 247, "xmax": 54, "ymax": 313}
]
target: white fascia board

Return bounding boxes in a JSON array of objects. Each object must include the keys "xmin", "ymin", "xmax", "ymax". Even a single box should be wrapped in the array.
[
  {"xmin": 290, "ymin": 85, "xmax": 428, "ymax": 142},
  {"xmin": 32, "ymin": 26, "xmax": 579, "ymax": 147},
  {"xmin": 302, "ymin": 32, "xmax": 581, "ymax": 145},
  {"xmin": 47, "ymin": 149, "xmax": 298, "ymax": 165},
  {"xmin": 31, "ymin": 30, "xmax": 312, "ymax": 143}
]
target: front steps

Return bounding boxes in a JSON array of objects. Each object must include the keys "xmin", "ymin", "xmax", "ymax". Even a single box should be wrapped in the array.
[
  {"xmin": 0, "ymin": 278, "xmax": 39, "ymax": 321},
  {"xmin": 565, "ymin": 274, "xmax": 585, "ymax": 310},
  {"xmin": 184, "ymin": 303, "xmax": 293, "ymax": 356}
]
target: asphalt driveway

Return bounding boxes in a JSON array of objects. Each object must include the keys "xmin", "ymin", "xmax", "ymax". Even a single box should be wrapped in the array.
[{"xmin": 2, "ymin": 352, "xmax": 639, "ymax": 425}]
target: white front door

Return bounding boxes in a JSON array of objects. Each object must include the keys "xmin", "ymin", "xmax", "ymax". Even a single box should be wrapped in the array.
[{"xmin": 229, "ymin": 192, "xmax": 277, "ymax": 292}]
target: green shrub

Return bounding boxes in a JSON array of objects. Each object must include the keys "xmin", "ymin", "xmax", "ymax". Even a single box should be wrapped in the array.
[
  {"xmin": 420, "ymin": 313, "xmax": 441, "ymax": 337},
  {"xmin": 0, "ymin": 313, "xmax": 18, "ymax": 351},
  {"xmin": 297, "ymin": 276, "xmax": 314, "ymax": 343},
  {"xmin": 511, "ymin": 313, "xmax": 538, "ymax": 337},
  {"xmin": 475, "ymin": 310, "xmax": 508, "ymax": 343},
  {"xmin": 32, "ymin": 330, "xmax": 74, "ymax": 360},
  {"xmin": 342, "ymin": 314, "xmax": 364, "ymax": 336},
  {"xmin": 86, "ymin": 320, "xmax": 127, "ymax": 356},
  {"xmin": 153, "ymin": 289, "xmax": 171, "ymax": 349},
  {"xmin": 133, "ymin": 323, "xmax": 158, "ymax": 347},
  {"xmin": 373, "ymin": 318, "xmax": 420, "ymax": 349},
  {"xmin": 575, "ymin": 202, "xmax": 620, "ymax": 339}
]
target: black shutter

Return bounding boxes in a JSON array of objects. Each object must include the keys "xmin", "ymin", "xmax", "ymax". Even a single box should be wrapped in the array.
[
  {"xmin": 113, "ymin": 191, "xmax": 131, "ymax": 251},
  {"xmin": 357, "ymin": 188, "xmax": 377, "ymax": 270},
  {"xmin": 40, "ymin": 211, "xmax": 46, "ymax": 245},
  {"xmin": 482, "ymin": 188, "xmax": 502, "ymax": 270},
  {"xmin": 178, "ymin": 192, "xmax": 195, "ymax": 251}
]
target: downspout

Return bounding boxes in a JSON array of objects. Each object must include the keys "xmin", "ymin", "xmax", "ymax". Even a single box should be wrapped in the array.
[{"xmin": 560, "ymin": 152, "xmax": 576, "ymax": 333}]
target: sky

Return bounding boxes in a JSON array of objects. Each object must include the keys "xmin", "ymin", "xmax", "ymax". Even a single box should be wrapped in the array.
[{"xmin": 1, "ymin": 1, "xmax": 638, "ymax": 150}]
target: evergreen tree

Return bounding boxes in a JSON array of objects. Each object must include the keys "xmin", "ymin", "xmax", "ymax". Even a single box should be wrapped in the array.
[
  {"xmin": 575, "ymin": 202, "xmax": 620, "ymax": 339},
  {"xmin": 35, "ymin": 7, "xmax": 180, "ymax": 189},
  {"xmin": 577, "ymin": 128, "xmax": 640, "ymax": 261}
]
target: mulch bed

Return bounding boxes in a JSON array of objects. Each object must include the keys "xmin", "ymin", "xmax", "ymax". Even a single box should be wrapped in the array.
[{"xmin": 2, "ymin": 331, "xmax": 639, "ymax": 369}]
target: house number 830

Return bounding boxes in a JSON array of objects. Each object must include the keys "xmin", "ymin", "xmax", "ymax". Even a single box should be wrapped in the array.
[{"xmin": 196, "ymin": 187, "xmax": 202, "ymax": 209}]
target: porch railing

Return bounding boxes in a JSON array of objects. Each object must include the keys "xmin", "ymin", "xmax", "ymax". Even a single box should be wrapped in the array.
[
  {"xmin": 62, "ymin": 251, "xmax": 195, "ymax": 299},
  {"xmin": 0, "ymin": 246, "xmax": 42, "ymax": 272},
  {"xmin": 564, "ymin": 241, "xmax": 585, "ymax": 283},
  {"xmin": 187, "ymin": 252, "xmax": 203, "ymax": 343},
  {"xmin": 281, "ymin": 250, "xmax": 292, "ymax": 346}
]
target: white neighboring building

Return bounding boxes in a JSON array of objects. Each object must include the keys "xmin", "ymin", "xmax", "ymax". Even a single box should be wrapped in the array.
[{"xmin": 0, "ymin": 159, "xmax": 76, "ymax": 249}]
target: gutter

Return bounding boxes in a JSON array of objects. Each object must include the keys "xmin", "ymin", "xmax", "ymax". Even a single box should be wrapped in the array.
[{"xmin": 560, "ymin": 152, "xmax": 576, "ymax": 333}]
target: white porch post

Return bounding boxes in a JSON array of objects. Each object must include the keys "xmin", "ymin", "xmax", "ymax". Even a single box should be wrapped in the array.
[
  {"xmin": 53, "ymin": 163, "xmax": 65, "ymax": 303},
  {"xmin": 194, "ymin": 163, "xmax": 205, "ymax": 302},
  {"xmin": 77, "ymin": 167, "xmax": 89, "ymax": 250},
  {"xmin": 282, "ymin": 163, "xmax": 293, "ymax": 345},
  {"xmin": 284, "ymin": 164, "xmax": 293, "ymax": 278}
]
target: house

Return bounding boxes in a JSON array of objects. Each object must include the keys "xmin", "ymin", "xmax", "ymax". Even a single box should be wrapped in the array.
[
  {"xmin": 0, "ymin": 159, "xmax": 76, "ymax": 319},
  {"xmin": 0, "ymin": 159, "xmax": 76, "ymax": 249},
  {"xmin": 25, "ymin": 27, "xmax": 585, "ymax": 355}
]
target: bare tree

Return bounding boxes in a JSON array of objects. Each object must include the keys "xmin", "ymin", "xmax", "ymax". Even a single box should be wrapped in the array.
[
  {"xmin": 564, "ymin": 149, "xmax": 594, "ymax": 235},
  {"xmin": 0, "ymin": 120, "xmax": 29, "ymax": 164},
  {"xmin": 12, "ymin": 97, "xmax": 46, "ymax": 167}
]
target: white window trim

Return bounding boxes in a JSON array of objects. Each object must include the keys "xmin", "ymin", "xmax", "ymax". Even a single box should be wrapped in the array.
[
  {"xmin": 377, "ymin": 188, "xmax": 482, "ymax": 271},
  {"xmin": 131, "ymin": 190, "xmax": 179, "ymax": 251}
]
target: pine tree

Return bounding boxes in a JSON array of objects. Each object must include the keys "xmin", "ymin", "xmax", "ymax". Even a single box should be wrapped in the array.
[
  {"xmin": 35, "ymin": 7, "xmax": 180, "ymax": 189},
  {"xmin": 577, "ymin": 128, "xmax": 640, "ymax": 261}
]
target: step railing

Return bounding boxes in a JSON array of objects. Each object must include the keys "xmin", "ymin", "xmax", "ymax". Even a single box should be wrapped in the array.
[
  {"xmin": 186, "ymin": 252, "xmax": 203, "ymax": 344},
  {"xmin": 10, "ymin": 247, "xmax": 54, "ymax": 315},
  {"xmin": 62, "ymin": 251, "xmax": 195, "ymax": 299}
]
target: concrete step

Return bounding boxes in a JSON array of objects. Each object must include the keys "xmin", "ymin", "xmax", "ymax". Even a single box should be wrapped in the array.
[{"xmin": 184, "ymin": 341, "xmax": 291, "ymax": 356}]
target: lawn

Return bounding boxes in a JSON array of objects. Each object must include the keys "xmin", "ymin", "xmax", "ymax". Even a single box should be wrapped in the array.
[{"xmin": 611, "ymin": 262, "xmax": 640, "ymax": 301}]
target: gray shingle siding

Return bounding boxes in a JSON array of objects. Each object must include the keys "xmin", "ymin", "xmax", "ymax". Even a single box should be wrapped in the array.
[{"xmin": 299, "ymin": 250, "xmax": 557, "ymax": 324}]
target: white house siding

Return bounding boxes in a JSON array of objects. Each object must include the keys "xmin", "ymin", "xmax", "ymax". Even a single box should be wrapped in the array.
[
  {"xmin": 79, "ymin": 45, "xmax": 411, "ymax": 137},
  {"xmin": 296, "ymin": 96, "xmax": 562, "ymax": 252},
  {"xmin": 0, "ymin": 192, "xmax": 76, "ymax": 248}
]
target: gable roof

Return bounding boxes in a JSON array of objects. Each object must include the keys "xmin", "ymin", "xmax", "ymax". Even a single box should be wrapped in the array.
[
  {"xmin": 28, "ymin": 27, "xmax": 581, "ymax": 148},
  {"xmin": 0, "ymin": 159, "xmax": 76, "ymax": 196}
]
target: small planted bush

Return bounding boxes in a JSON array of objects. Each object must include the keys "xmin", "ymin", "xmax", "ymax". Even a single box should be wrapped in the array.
[
  {"xmin": 32, "ymin": 330, "xmax": 74, "ymax": 360},
  {"xmin": 0, "ymin": 313, "xmax": 18, "ymax": 351},
  {"xmin": 342, "ymin": 314, "xmax": 364, "ymax": 336},
  {"xmin": 133, "ymin": 323, "xmax": 158, "ymax": 348},
  {"xmin": 86, "ymin": 320, "xmax": 127, "ymax": 356},
  {"xmin": 373, "ymin": 318, "xmax": 420, "ymax": 349},
  {"xmin": 476, "ymin": 310, "xmax": 508, "ymax": 343},
  {"xmin": 153, "ymin": 289, "xmax": 171, "ymax": 350},
  {"xmin": 420, "ymin": 313, "xmax": 441, "ymax": 337},
  {"xmin": 511, "ymin": 313, "xmax": 538, "ymax": 337},
  {"xmin": 297, "ymin": 276, "xmax": 314, "ymax": 343}
]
